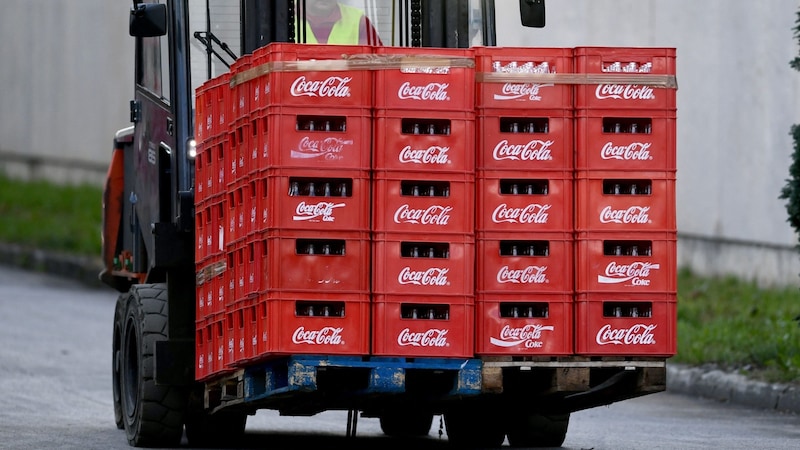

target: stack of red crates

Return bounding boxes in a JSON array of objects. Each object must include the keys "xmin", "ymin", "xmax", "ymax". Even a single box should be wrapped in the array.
[
  {"xmin": 473, "ymin": 47, "xmax": 575, "ymax": 356},
  {"xmin": 194, "ymin": 71, "xmax": 231, "ymax": 380},
  {"xmin": 245, "ymin": 43, "xmax": 374, "ymax": 363},
  {"xmin": 370, "ymin": 47, "xmax": 477, "ymax": 357},
  {"xmin": 573, "ymin": 47, "xmax": 677, "ymax": 356},
  {"xmin": 193, "ymin": 43, "xmax": 679, "ymax": 380}
]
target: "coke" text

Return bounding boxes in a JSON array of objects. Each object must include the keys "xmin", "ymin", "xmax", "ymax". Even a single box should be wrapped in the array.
[
  {"xmin": 293, "ymin": 201, "xmax": 345, "ymax": 222},
  {"xmin": 493, "ymin": 82, "xmax": 553, "ymax": 101},
  {"xmin": 597, "ymin": 261, "xmax": 661, "ymax": 286},
  {"xmin": 490, "ymin": 324, "xmax": 554, "ymax": 348}
]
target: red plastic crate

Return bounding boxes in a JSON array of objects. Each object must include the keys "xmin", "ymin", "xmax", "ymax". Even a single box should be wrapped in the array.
[
  {"xmin": 249, "ymin": 46, "xmax": 270, "ymax": 111},
  {"xmin": 251, "ymin": 106, "xmax": 372, "ymax": 171},
  {"xmin": 476, "ymin": 170, "xmax": 573, "ymax": 232},
  {"xmin": 476, "ymin": 231, "xmax": 573, "ymax": 293},
  {"xmin": 477, "ymin": 109, "xmax": 573, "ymax": 171},
  {"xmin": 474, "ymin": 46, "xmax": 573, "ymax": 110},
  {"xmin": 194, "ymin": 141, "xmax": 210, "ymax": 203},
  {"xmin": 372, "ymin": 232, "xmax": 474, "ymax": 296},
  {"xmin": 372, "ymin": 296, "xmax": 474, "ymax": 357},
  {"xmin": 251, "ymin": 168, "xmax": 370, "ymax": 232},
  {"xmin": 248, "ymin": 42, "xmax": 373, "ymax": 110},
  {"xmin": 224, "ymin": 251, "xmax": 237, "ymax": 311},
  {"xmin": 228, "ymin": 120, "xmax": 252, "ymax": 185},
  {"xmin": 373, "ymin": 109, "xmax": 475, "ymax": 172},
  {"xmin": 575, "ymin": 231, "xmax": 677, "ymax": 294},
  {"xmin": 474, "ymin": 293, "xmax": 573, "ymax": 355},
  {"xmin": 575, "ymin": 170, "xmax": 676, "ymax": 232},
  {"xmin": 195, "ymin": 203, "xmax": 207, "ymax": 262},
  {"xmin": 229, "ymin": 54, "xmax": 253, "ymax": 124},
  {"xmin": 205, "ymin": 313, "xmax": 235, "ymax": 378},
  {"xmin": 259, "ymin": 291, "xmax": 370, "ymax": 356},
  {"xmin": 373, "ymin": 46, "xmax": 475, "ymax": 112},
  {"xmin": 195, "ymin": 198, "xmax": 225, "ymax": 262},
  {"xmin": 226, "ymin": 299, "xmax": 259, "ymax": 365},
  {"xmin": 195, "ymin": 256, "xmax": 226, "ymax": 320},
  {"xmin": 226, "ymin": 181, "xmax": 250, "ymax": 248},
  {"xmin": 574, "ymin": 47, "xmax": 677, "ymax": 110},
  {"xmin": 229, "ymin": 243, "xmax": 250, "ymax": 304},
  {"xmin": 207, "ymin": 137, "xmax": 227, "ymax": 200},
  {"xmin": 195, "ymin": 78, "xmax": 213, "ymax": 144},
  {"xmin": 254, "ymin": 229, "xmax": 370, "ymax": 293},
  {"xmin": 372, "ymin": 170, "xmax": 475, "ymax": 234},
  {"xmin": 575, "ymin": 292, "xmax": 677, "ymax": 356},
  {"xmin": 196, "ymin": 135, "xmax": 227, "ymax": 202},
  {"xmin": 244, "ymin": 178, "xmax": 259, "ymax": 237},
  {"xmin": 195, "ymin": 320, "xmax": 207, "ymax": 381},
  {"xmin": 575, "ymin": 109, "xmax": 676, "ymax": 172},
  {"xmin": 194, "ymin": 72, "xmax": 230, "ymax": 141}
]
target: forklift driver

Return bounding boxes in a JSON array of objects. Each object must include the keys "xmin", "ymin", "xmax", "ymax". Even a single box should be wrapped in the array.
[{"xmin": 300, "ymin": 0, "xmax": 383, "ymax": 45}]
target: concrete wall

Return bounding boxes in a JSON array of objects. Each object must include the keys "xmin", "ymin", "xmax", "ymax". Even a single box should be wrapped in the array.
[
  {"xmin": 0, "ymin": 0, "xmax": 133, "ymax": 185},
  {"xmin": 2, "ymin": 0, "xmax": 800, "ymax": 286}
]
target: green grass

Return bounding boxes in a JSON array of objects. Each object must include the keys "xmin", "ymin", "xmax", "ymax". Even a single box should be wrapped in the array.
[
  {"xmin": 0, "ymin": 172, "xmax": 103, "ymax": 256},
  {"xmin": 674, "ymin": 268, "xmax": 800, "ymax": 384},
  {"xmin": 1, "ymin": 172, "xmax": 799, "ymax": 384}
]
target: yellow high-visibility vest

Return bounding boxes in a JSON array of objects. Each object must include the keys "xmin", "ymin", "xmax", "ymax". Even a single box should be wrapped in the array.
[{"xmin": 302, "ymin": 4, "xmax": 363, "ymax": 44}]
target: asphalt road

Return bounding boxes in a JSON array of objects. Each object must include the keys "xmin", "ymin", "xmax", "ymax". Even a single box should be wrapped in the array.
[{"xmin": 1, "ymin": 265, "xmax": 799, "ymax": 449}]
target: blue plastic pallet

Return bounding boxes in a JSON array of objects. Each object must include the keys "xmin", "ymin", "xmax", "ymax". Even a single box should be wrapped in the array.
[{"xmin": 241, "ymin": 355, "xmax": 483, "ymax": 403}]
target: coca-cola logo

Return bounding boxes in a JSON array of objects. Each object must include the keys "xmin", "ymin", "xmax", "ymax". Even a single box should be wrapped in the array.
[
  {"xmin": 600, "ymin": 142, "xmax": 652, "ymax": 161},
  {"xmin": 493, "ymin": 139, "xmax": 554, "ymax": 162},
  {"xmin": 490, "ymin": 324, "xmax": 554, "ymax": 348},
  {"xmin": 398, "ymin": 267, "xmax": 450, "ymax": 286},
  {"xmin": 598, "ymin": 261, "xmax": 661, "ymax": 286},
  {"xmin": 292, "ymin": 136, "xmax": 354, "ymax": 161},
  {"xmin": 397, "ymin": 328, "xmax": 449, "ymax": 347},
  {"xmin": 496, "ymin": 265, "xmax": 548, "ymax": 284},
  {"xmin": 293, "ymin": 201, "xmax": 345, "ymax": 222},
  {"xmin": 292, "ymin": 326, "xmax": 345, "ymax": 345},
  {"xmin": 599, "ymin": 206, "xmax": 651, "ymax": 224},
  {"xmin": 398, "ymin": 145, "xmax": 451, "ymax": 165},
  {"xmin": 492, "ymin": 203, "xmax": 551, "ymax": 224},
  {"xmin": 290, "ymin": 76, "xmax": 352, "ymax": 98},
  {"xmin": 397, "ymin": 82, "xmax": 450, "ymax": 101},
  {"xmin": 493, "ymin": 82, "xmax": 553, "ymax": 101},
  {"xmin": 394, "ymin": 204, "xmax": 452, "ymax": 225},
  {"xmin": 596, "ymin": 324, "xmax": 657, "ymax": 345},
  {"xmin": 595, "ymin": 84, "xmax": 656, "ymax": 101}
]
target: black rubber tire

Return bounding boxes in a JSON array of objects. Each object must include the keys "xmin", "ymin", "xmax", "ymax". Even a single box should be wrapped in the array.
[
  {"xmin": 185, "ymin": 409, "xmax": 248, "ymax": 448},
  {"xmin": 506, "ymin": 413, "xmax": 570, "ymax": 448},
  {"xmin": 379, "ymin": 410, "xmax": 434, "ymax": 437},
  {"xmin": 444, "ymin": 406, "xmax": 506, "ymax": 448},
  {"xmin": 112, "ymin": 293, "xmax": 126, "ymax": 430},
  {"xmin": 120, "ymin": 284, "xmax": 187, "ymax": 447}
]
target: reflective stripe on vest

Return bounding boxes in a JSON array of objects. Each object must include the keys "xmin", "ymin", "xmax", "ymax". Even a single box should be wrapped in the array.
[{"xmin": 303, "ymin": 4, "xmax": 363, "ymax": 44}]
